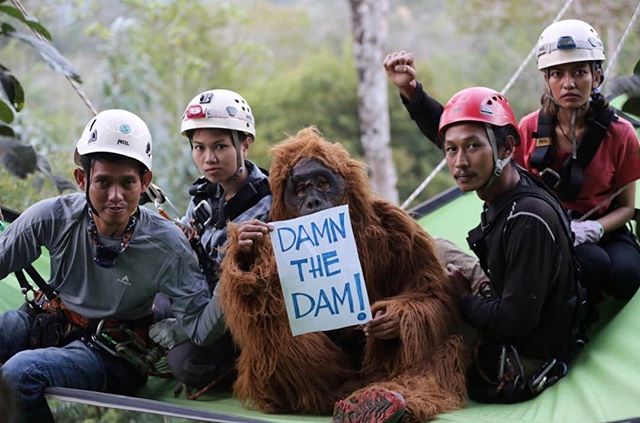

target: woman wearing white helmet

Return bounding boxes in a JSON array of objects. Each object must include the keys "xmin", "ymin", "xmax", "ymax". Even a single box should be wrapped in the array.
[
  {"xmin": 516, "ymin": 19, "xmax": 640, "ymax": 304},
  {"xmin": 156, "ymin": 89, "xmax": 273, "ymax": 392}
]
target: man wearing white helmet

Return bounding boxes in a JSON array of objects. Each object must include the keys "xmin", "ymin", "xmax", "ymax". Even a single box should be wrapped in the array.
[
  {"xmin": 152, "ymin": 89, "xmax": 272, "ymax": 393},
  {"xmin": 0, "ymin": 109, "xmax": 227, "ymax": 422},
  {"xmin": 385, "ymin": 19, "xmax": 640, "ymax": 308}
]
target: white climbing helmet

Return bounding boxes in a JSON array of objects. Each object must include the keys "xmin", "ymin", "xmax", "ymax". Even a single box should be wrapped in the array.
[
  {"xmin": 536, "ymin": 19, "xmax": 605, "ymax": 70},
  {"xmin": 75, "ymin": 109, "xmax": 152, "ymax": 171},
  {"xmin": 180, "ymin": 89, "xmax": 255, "ymax": 138}
]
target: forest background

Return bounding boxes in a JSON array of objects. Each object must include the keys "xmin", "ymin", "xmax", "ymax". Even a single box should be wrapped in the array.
[{"xmin": 1, "ymin": 0, "xmax": 639, "ymax": 214}]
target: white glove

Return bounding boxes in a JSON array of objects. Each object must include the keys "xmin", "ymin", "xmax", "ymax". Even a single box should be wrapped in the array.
[
  {"xmin": 571, "ymin": 220, "xmax": 604, "ymax": 246},
  {"xmin": 148, "ymin": 318, "xmax": 189, "ymax": 350}
]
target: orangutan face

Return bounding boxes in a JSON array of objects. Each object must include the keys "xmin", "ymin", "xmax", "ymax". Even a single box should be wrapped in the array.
[{"xmin": 284, "ymin": 158, "xmax": 345, "ymax": 217}]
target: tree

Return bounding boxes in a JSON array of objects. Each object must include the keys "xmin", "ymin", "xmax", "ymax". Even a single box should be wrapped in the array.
[
  {"xmin": 0, "ymin": 0, "xmax": 76, "ymax": 196},
  {"xmin": 348, "ymin": 0, "xmax": 398, "ymax": 203}
]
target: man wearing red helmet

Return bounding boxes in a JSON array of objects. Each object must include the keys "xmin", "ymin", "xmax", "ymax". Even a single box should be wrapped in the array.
[{"xmin": 428, "ymin": 87, "xmax": 583, "ymax": 403}]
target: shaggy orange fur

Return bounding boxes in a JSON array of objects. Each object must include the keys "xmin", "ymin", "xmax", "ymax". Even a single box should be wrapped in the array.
[{"xmin": 219, "ymin": 127, "xmax": 468, "ymax": 421}]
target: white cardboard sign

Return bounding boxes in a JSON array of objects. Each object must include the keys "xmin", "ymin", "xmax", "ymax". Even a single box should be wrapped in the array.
[{"xmin": 270, "ymin": 205, "xmax": 372, "ymax": 336}]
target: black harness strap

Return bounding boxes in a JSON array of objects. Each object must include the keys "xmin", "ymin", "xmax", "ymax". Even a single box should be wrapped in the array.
[
  {"xmin": 467, "ymin": 168, "xmax": 586, "ymax": 348},
  {"xmin": 188, "ymin": 166, "xmax": 271, "ymax": 232},
  {"xmin": 530, "ymin": 106, "xmax": 616, "ymax": 201},
  {"xmin": 214, "ymin": 177, "xmax": 270, "ymax": 229}
]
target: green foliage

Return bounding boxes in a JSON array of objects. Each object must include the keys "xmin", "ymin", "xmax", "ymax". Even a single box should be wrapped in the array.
[
  {"xmin": 0, "ymin": 153, "xmax": 73, "ymax": 211},
  {"xmin": 0, "ymin": 1, "xmax": 77, "ymax": 209},
  {"xmin": 249, "ymin": 48, "xmax": 360, "ymax": 160},
  {"xmin": 2, "ymin": 0, "xmax": 639, "ymax": 213}
]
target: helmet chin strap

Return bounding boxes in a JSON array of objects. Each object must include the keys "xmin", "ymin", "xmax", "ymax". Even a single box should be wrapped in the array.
[
  {"xmin": 224, "ymin": 130, "xmax": 246, "ymax": 184},
  {"xmin": 477, "ymin": 124, "xmax": 511, "ymax": 192},
  {"xmin": 83, "ymin": 159, "xmax": 99, "ymax": 216}
]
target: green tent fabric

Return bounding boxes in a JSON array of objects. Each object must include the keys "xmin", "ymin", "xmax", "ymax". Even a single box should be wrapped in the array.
[{"xmin": 2, "ymin": 192, "xmax": 640, "ymax": 422}]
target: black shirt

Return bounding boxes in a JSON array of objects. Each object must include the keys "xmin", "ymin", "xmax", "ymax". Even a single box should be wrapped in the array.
[{"xmin": 462, "ymin": 169, "xmax": 580, "ymax": 358}]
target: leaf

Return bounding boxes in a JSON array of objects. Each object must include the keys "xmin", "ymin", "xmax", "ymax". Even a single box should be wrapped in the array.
[
  {"xmin": 36, "ymin": 153, "xmax": 75, "ymax": 193},
  {"xmin": 6, "ymin": 31, "xmax": 82, "ymax": 83},
  {"xmin": 0, "ymin": 5, "xmax": 24, "ymax": 20},
  {"xmin": 0, "ymin": 99, "xmax": 14, "ymax": 123},
  {"xmin": 1, "ymin": 22, "xmax": 15, "ymax": 35},
  {"xmin": 0, "ymin": 5, "xmax": 51, "ymax": 40},
  {"xmin": 0, "ymin": 123, "xmax": 14, "ymax": 137},
  {"xmin": 622, "ymin": 97, "xmax": 640, "ymax": 117},
  {"xmin": 0, "ymin": 65, "xmax": 25, "ymax": 111},
  {"xmin": 0, "ymin": 137, "xmax": 37, "ymax": 178},
  {"xmin": 24, "ymin": 17, "xmax": 52, "ymax": 41},
  {"xmin": 52, "ymin": 175, "xmax": 77, "ymax": 193}
]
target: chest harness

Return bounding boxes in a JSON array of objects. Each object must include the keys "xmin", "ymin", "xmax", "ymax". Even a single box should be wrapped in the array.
[
  {"xmin": 529, "ymin": 104, "xmax": 616, "ymax": 202},
  {"xmin": 187, "ymin": 168, "xmax": 270, "ymax": 288},
  {"xmin": 11, "ymin": 210, "xmax": 168, "ymax": 377}
]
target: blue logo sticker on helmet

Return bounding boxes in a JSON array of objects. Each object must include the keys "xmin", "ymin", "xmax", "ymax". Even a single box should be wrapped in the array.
[
  {"xmin": 226, "ymin": 106, "xmax": 238, "ymax": 116},
  {"xmin": 119, "ymin": 124, "xmax": 132, "ymax": 134}
]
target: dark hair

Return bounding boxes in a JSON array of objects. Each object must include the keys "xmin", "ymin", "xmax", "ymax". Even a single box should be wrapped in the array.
[
  {"xmin": 187, "ymin": 128, "xmax": 254, "ymax": 148},
  {"xmin": 492, "ymin": 124, "xmax": 520, "ymax": 149},
  {"xmin": 80, "ymin": 152, "xmax": 147, "ymax": 178}
]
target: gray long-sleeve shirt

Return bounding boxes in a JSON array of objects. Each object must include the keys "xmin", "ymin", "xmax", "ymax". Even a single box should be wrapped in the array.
[{"xmin": 0, "ymin": 193, "xmax": 225, "ymax": 345}]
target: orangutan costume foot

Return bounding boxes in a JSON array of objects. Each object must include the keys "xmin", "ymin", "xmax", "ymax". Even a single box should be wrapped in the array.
[{"xmin": 332, "ymin": 388, "xmax": 406, "ymax": 423}]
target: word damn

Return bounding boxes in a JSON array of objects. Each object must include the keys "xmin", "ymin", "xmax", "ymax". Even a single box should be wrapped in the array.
[{"xmin": 276, "ymin": 212, "xmax": 347, "ymax": 252}]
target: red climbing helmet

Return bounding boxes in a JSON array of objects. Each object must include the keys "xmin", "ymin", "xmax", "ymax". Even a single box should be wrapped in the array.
[{"xmin": 438, "ymin": 87, "xmax": 518, "ymax": 139}]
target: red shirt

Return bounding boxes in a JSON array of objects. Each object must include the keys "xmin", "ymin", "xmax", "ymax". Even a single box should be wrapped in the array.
[{"xmin": 516, "ymin": 110, "xmax": 640, "ymax": 217}]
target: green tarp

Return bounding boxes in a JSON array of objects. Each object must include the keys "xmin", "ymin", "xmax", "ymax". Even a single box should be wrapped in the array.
[{"xmin": 2, "ymin": 193, "xmax": 640, "ymax": 421}]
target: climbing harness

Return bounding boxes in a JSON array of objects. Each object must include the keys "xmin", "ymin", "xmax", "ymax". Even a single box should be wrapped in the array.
[{"xmin": 529, "ymin": 103, "xmax": 617, "ymax": 201}]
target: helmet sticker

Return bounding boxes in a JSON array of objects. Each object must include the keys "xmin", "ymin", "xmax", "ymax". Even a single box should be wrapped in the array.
[
  {"xmin": 199, "ymin": 92, "xmax": 213, "ymax": 104},
  {"xmin": 119, "ymin": 124, "xmax": 132, "ymax": 134},
  {"xmin": 480, "ymin": 104, "xmax": 493, "ymax": 115},
  {"xmin": 226, "ymin": 106, "xmax": 238, "ymax": 116},
  {"xmin": 89, "ymin": 129, "xmax": 98, "ymax": 144}
]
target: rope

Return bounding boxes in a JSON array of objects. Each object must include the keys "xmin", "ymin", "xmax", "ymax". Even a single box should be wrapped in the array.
[
  {"xmin": 601, "ymin": 1, "xmax": 640, "ymax": 88},
  {"xmin": 500, "ymin": 0, "xmax": 576, "ymax": 95},
  {"xmin": 400, "ymin": 157, "xmax": 447, "ymax": 209},
  {"xmin": 9, "ymin": 0, "xmax": 98, "ymax": 116},
  {"xmin": 401, "ymin": 0, "xmax": 577, "ymax": 210}
]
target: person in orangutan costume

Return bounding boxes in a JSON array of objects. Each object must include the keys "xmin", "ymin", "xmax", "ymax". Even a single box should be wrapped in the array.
[{"xmin": 218, "ymin": 126, "xmax": 468, "ymax": 422}]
